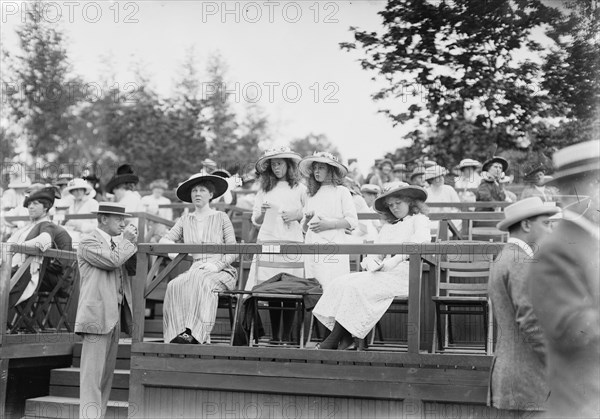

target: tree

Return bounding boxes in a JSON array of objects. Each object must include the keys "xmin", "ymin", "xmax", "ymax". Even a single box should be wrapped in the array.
[
  {"xmin": 341, "ymin": 0, "xmax": 595, "ymax": 169},
  {"xmin": 3, "ymin": 1, "xmax": 83, "ymax": 161},
  {"xmin": 289, "ymin": 133, "xmax": 342, "ymax": 160}
]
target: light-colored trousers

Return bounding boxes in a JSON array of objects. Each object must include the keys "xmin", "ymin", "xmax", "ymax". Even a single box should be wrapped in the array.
[{"xmin": 79, "ymin": 321, "xmax": 120, "ymax": 419}]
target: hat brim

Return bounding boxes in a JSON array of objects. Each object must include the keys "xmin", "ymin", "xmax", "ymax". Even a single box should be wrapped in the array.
[
  {"xmin": 482, "ymin": 157, "xmax": 509, "ymax": 172},
  {"xmin": 176, "ymin": 175, "xmax": 228, "ymax": 203},
  {"xmin": 299, "ymin": 157, "xmax": 348, "ymax": 178},
  {"xmin": 65, "ymin": 184, "xmax": 93, "ymax": 194},
  {"xmin": 92, "ymin": 210, "xmax": 133, "ymax": 217},
  {"xmin": 255, "ymin": 152, "xmax": 302, "ymax": 173},
  {"xmin": 106, "ymin": 174, "xmax": 140, "ymax": 193},
  {"xmin": 458, "ymin": 163, "xmax": 481, "ymax": 169},
  {"xmin": 545, "ymin": 164, "xmax": 599, "ymax": 186},
  {"xmin": 496, "ymin": 206, "xmax": 561, "ymax": 231},
  {"xmin": 374, "ymin": 186, "xmax": 428, "ymax": 213}
]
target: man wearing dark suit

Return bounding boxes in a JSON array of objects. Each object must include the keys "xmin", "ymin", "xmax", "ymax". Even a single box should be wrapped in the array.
[
  {"xmin": 529, "ymin": 140, "xmax": 600, "ymax": 418},
  {"xmin": 488, "ymin": 197, "xmax": 559, "ymax": 412},
  {"xmin": 76, "ymin": 203, "xmax": 138, "ymax": 419}
]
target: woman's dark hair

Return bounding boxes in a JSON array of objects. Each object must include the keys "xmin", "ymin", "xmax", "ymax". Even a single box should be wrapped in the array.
[
  {"xmin": 115, "ymin": 182, "xmax": 136, "ymax": 191},
  {"xmin": 193, "ymin": 180, "xmax": 216, "ymax": 200},
  {"xmin": 381, "ymin": 196, "xmax": 429, "ymax": 223},
  {"xmin": 257, "ymin": 158, "xmax": 300, "ymax": 193},
  {"xmin": 306, "ymin": 163, "xmax": 343, "ymax": 197}
]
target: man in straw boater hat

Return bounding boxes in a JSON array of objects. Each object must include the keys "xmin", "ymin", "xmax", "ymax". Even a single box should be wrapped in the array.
[
  {"xmin": 75, "ymin": 202, "xmax": 138, "ymax": 419},
  {"xmin": 528, "ymin": 140, "xmax": 600, "ymax": 418},
  {"xmin": 4, "ymin": 185, "xmax": 72, "ymax": 309},
  {"xmin": 476, "ymin": 155, "xmax": 512, "ymax": 211},
  {"xmin": 487, "ymin": 197, "xmax": 560, "ymax": 413}
]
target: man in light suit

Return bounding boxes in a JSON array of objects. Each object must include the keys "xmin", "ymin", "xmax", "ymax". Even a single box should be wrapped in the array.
[
  {"xmin": 488, "ymin": 197, "xmax": 559, "ymax": 413},
  {"xmin": 75, "ymin": 202, "xmax": 138, "ymax": 419},
  {"xmin": 529, "ymin": 140, "xmax": 600, "ymax": 418}
]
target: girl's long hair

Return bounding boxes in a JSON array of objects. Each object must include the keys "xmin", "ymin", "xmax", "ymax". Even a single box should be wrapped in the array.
[
  {"xmin": 257, "ymin": 158, "xmax": 300, "ymax": 193},
  {"xmin": 306, "ymin": 164, "xmax": 344, "ymax": 197}
]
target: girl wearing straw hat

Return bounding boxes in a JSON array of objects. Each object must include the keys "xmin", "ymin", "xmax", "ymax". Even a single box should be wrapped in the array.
[
  {"xmin": 299, "ymin": 152, "xmax": 358, "ymax": 290},
  {"xmin": 312, "ymin": 183, "xmax": 431, "ymax": 350},
  {"xmin": 454, "ymin": 159, "xmax": 482, "ymax": 202}
]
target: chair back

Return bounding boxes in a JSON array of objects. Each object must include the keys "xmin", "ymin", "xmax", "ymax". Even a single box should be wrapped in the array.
[{"xmin": 436, "ymin": 257, "xmax": 491, "ymax": 298}]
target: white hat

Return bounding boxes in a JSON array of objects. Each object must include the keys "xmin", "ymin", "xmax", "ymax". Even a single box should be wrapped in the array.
[
  {"xmin": 65, "ymin": 178, "xmax": 93, "ymax": 195},
  {"xmin": 424, "ymin": 165, "xmax": 448, "ymax": 181},
  {"xmin": 497, "ymin": 197, "xmax": 561, "ymax": 231},
  {"xmin": 360, "ymin": 184, "xmax": 381, "ymax": 195},
  {"xmin": 8, "ymin": 176, "xmax": 32, "ymax": 189},
  {"xmin": 550, "ymin": 140, "xmax": 600, "ymax": 183},
  {"xmin": 299, "ymin": 151, "xmax": 348, "ymax": 179},
  {"xmin": 457, "ymin": 159, "xmax": 481, "ymax": 170}
]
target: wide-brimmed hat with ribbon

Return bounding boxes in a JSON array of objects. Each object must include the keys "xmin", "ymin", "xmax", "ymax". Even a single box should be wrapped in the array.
[
  {"xmin": 65, "ymin": 178, "xmax": 93, "ymax": 195},
  {"xmin": 255, "ymin": 147, "xmax": 302, "ymax": 173},
  {"xmin": 374, "ymin": 183, "xmax": 428, "ymax": 214},
  {"xmin": 92, "ymin": 202, "xmax": 132, "ymax": 217},
  {"xmin": 23, "ymin": 186, "xmax": 59, "ymax": 208},
  {"xmin": 176, "ymin": 171, "xmax": 228, "ymax": 203},
  {"xmin": 424, "ymin": 165, "xmax": 448, "ymax": 181},
  {"xmin": 106, "ymin": 164, "xmax": 139, "ymax": 194},
  {"xmin": 548, "ymin": 140, "xmax": 600, "ymax": 184},
  {"xmin": 299, "ymin": 151, "xmax": 348, "ymax": 179},
  {"xmin": 482, "ymin": 156, "xmax": 509, "ymax": 172},
  {"xmin": 497, "ymin": 197, "xmax": 560, "ymax": 231},
  {"xmin": 457, "ymin": 159, "xmax": 481, "ymax": 170}
]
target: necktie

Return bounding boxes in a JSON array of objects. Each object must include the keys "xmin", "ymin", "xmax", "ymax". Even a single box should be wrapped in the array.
[{"xmin": 110, "ymin": 238, "xmax": 116, "ymax": 251}]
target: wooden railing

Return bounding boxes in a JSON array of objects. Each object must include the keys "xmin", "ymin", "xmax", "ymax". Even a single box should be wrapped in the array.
[{"xmin": 132, "ymin": 242, "xmax": 503, "ymax": 354}]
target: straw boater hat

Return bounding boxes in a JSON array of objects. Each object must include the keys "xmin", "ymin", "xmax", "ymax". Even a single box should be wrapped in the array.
[
  {"xmin": 482, "ymin": 156, "xmax": 509, "ymax": 172},
  {"xmin": 23, "ymin": 186, "xmax": 58, "ymax": 208},
  {"xmin": 374, "ymin": 183, "xmax": 428, "ymax": 214},
  {"xmin": 106, "ymin": 164, "xmax": 139, "ymax": 194},
  {"xmin": 148, "ymin": 179, "xmax": 169, "ymax": 190},
  {"xmin": 424, "ymin": 165, "xmax": 448, "ymax": 181},
  {"xmin": 65, "ymin": 178, "xmax": 93, "ymax": 195},
  {"xmin": 497, "ymin": 197, "xmax": 560, "ymax": 231},
  {"xmin": 255, "ymin": 147, "xmax": 302, "ymax": 173},
  {"xmin": 176, "ymin": 171, "xmax": 228, "ymax": 203},
  {"xmin": 92, "ymin": 202, "xmax": 132, "ymax": 217},
  {"xmin": 548, "ymin": 140, "xmax": 600, "ymax": 184},
  {"xmin": 8, "ymin": 176, "xmax": 32, "ymax": 189},
  {"xmin": 457, "ymin": 159, "xmax": 481, "ymax": 170},
  {"xmin": 299, "ymin": 151, "xmax": 348, "ymax": 178},
  {"xmin": 393, "ymin": 163, "xmax": 408, "ymax": 172},
  {"xmin": 360, "ymin": 184, "xmax": 381, "ymax": 195}
]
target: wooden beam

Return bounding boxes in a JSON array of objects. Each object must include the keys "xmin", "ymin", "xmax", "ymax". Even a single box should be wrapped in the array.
[
  {"xmin": 144, "ymin": 253, "xmax": 186, "ymax": 298},
  {"xmin": 407, "ymin": 254, "xmax": 423, "ymax": 354},
  {"xmin": 0, "ymin": 251, "xmax": 13, "ymax": 346},
  {"xmin": 133, "ymin": 250, "xmax": 149, "ymax": 344}
]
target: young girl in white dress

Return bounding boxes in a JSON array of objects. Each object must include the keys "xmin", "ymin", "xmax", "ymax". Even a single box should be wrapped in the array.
[
  {"xmin": 299, "ymin": 152, "xmax": 358, "ymax": 291},
  {"xmin": 312, "ymin": 183, "xmax": 431, "ymax": 350}
]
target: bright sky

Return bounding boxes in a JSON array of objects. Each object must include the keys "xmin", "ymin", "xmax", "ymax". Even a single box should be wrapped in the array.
[{"xmin": 1, "ymin": 0, "xmax": 415, "ymax": 174}]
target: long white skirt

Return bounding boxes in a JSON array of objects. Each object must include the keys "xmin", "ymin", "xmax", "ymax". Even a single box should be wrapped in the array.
[
  {"xmin": 312, "ymin": 262, "xmax": 409, "ymax": 339},
  {"xmin": 163, "ymin": 264, "xmax": 236, "ymax": 344}
]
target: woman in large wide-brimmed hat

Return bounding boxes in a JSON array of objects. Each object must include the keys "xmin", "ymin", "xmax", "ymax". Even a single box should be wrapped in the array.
[
  {"xmin": 312, "ymin": 183, "xmax": 431, "ymax": 350},
  {"xmin": 454, "ymin": 158, "xmax": 482, "ymax": 203},
  {"xmin": 299, "ymin": 151, "xmax": 358, "ymax": 290},
  {"xmin": 160, "ymin": 171, "xmax": 236, "ymax": 344},
  {"xmin": 519, "ymin": 164, "xmax": 559, "ymax": 203},
  {"xmin": 476, "ymin": 156, "xmax": 512, "ymax": 211},
  {"xmin": 106, "ymin": 164, "xmax": 144, "ymax": 213},
  {"xmin": 242, "ymin": 147, "xmax": 307, "ymax": 343},
  {"xmin": 63, "ymin": 178, "xmax": 100, "ymax": 245}
]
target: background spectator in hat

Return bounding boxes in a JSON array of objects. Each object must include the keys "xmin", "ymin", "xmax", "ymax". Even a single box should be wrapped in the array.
[
  {"xmin": 53, "ymin": 173, "xmax": 75, "ymax": 211},
  {"xmin": 476, "ymin": 156, "xmax": 511, "ymax": 211},
  {"xmin": 3, "ymin": 186, "xmax": 72, "ymax": 308},
  {"xmin": 488, "ymin": 197, "xmax": 559, "ymax": 413},
  {"xmin": 201, "ymin": 158, "xmax": 218, "ymax": 173},
  {"xmin": 312, "ymin": 183, "xmax": 430, "ymax": 350},
  {"xmin": 63, "ymin": 178, "xmax": 100, "ymax": 247},
  {"xmin": 369, "ymin": 158, "xmax": 395, "ymax": 189},
  {"xmin": 454, "ymin": 159, "xmax": 482, "ymax": 203},
  {"xmin": 347, "ymin": 158, "xmax": 365, "ymax": 186},
  {"xmin": 360, "ymin": 184, "xmax": 380, "ymax": 210},
  {"xmin": 160, "ymin": 171, "xmax": 237, "ymax": 345},
  {"xmin": 141, "ymin": 179, "xmax": 173, "ymax": 221},
  {"xmin": 520, "ymin": 165, "xmax": 559, "ymax": 203},
  {"xmin": 424, "ymin": 165, "xmax": 461, "ymax": 236},
  {"xmin": 528, "ymin": 140, "xmax": 600, "ymax": 417},
  {"xmin": 106, "ymin": 164, "xmax": 144, "ymax": 214},
  {"xmin": 409, "ymin": 165, "xmax": 427, "ymax": 187},
  {"xmin": 210, "ymin": 169, "xmax": 237, "ymax": 205},
  {"xmin": 393, "ymin": 163, "xmax": 409, "ymax": 183},
  {"xmin": 81, "ymin": 168, "xmax": 104, "ymax": 202},
  {"xmin": 1, "ymin": 176, "xmax": 33, "ymax": 239},
  {"xmin": 300, "ymin": 152, "xmax": 358, "ymax": 291}
]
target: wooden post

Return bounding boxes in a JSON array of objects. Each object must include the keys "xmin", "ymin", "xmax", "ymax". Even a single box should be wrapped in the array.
[
  {"xmin": 438, "ymin": 219, "xmax": 449, "ymax": 241},
  {"xmin": 0, "ymin": 358, "xmax": 8, "ymax": 419},
  {"xmin": 137, "ymin": 213, "xmax": 146, "ymax": 244},
  {"xmin": 132, "ymin": 248, "xmax": 148, "ymax": 344},
  {"xmin": 407, "ymin": 252, "xmax": 423, "ymax": 354},
  {"xmin": 0, "ymin": 251, "xmax": 13, "ymax": 346}
]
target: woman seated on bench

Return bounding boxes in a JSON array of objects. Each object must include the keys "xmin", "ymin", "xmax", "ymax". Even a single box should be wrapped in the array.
[
  {"xmin": 160, "ymin": 172, "xmax": 237, "ymax": 344},
  {"xmin": 312, "ymin": 183, "xmax": 431, "ymax": 350}
]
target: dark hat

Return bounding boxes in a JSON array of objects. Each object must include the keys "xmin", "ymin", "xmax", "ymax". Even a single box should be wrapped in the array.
[
  {"xmin": 482, "ymin": 156, "xmax": 509, "ymax": 172},
  {"xmin": 106, "ymin": 164, "xmax": 139, "ymax": 194},
  {"xmin": 176, "ymin": 171, "xmax": 228, "ymax": 203},
  {"xmin": 92, "ymin": 202, "xmax": 132, "ymax": 217},
  {"xmin": 523, "ymin": 164, "xmax": 546, "ymax": 181},
  {"xmin": 23, "ymin": 186, "xmax": 58, "ymax": 208},
  {"xmin": 81, "ymin": 168, "xmax": 100, "ymax": 183},
  {"xmin": 374, "ymin": 183, "xmax": 428, "ymax": 214},
  {"xmin": 55, "ymin": 173, "xmax": 73, "ymax": 186},
  {"xmin": 211, "ymin": 169, "xmax": 231, "ymax": 178}
]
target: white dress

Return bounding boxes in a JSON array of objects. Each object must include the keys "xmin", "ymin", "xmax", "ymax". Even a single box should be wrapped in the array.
[
  {"xmin": 313, "ymin": 213, "xmax": 431, "ymax": 339},
  {"xmin": 303, "ymin": 185, "xmax": 358, "ymax": 290},
  {"xmin": 245, "ymin": 181, "xmax": 307, "ymax": 290}
]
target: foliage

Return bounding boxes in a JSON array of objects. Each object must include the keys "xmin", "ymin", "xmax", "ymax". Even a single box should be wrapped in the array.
[{"xmin": 288, "ymin": 133, "xmax": 342, "ymax": 161}]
